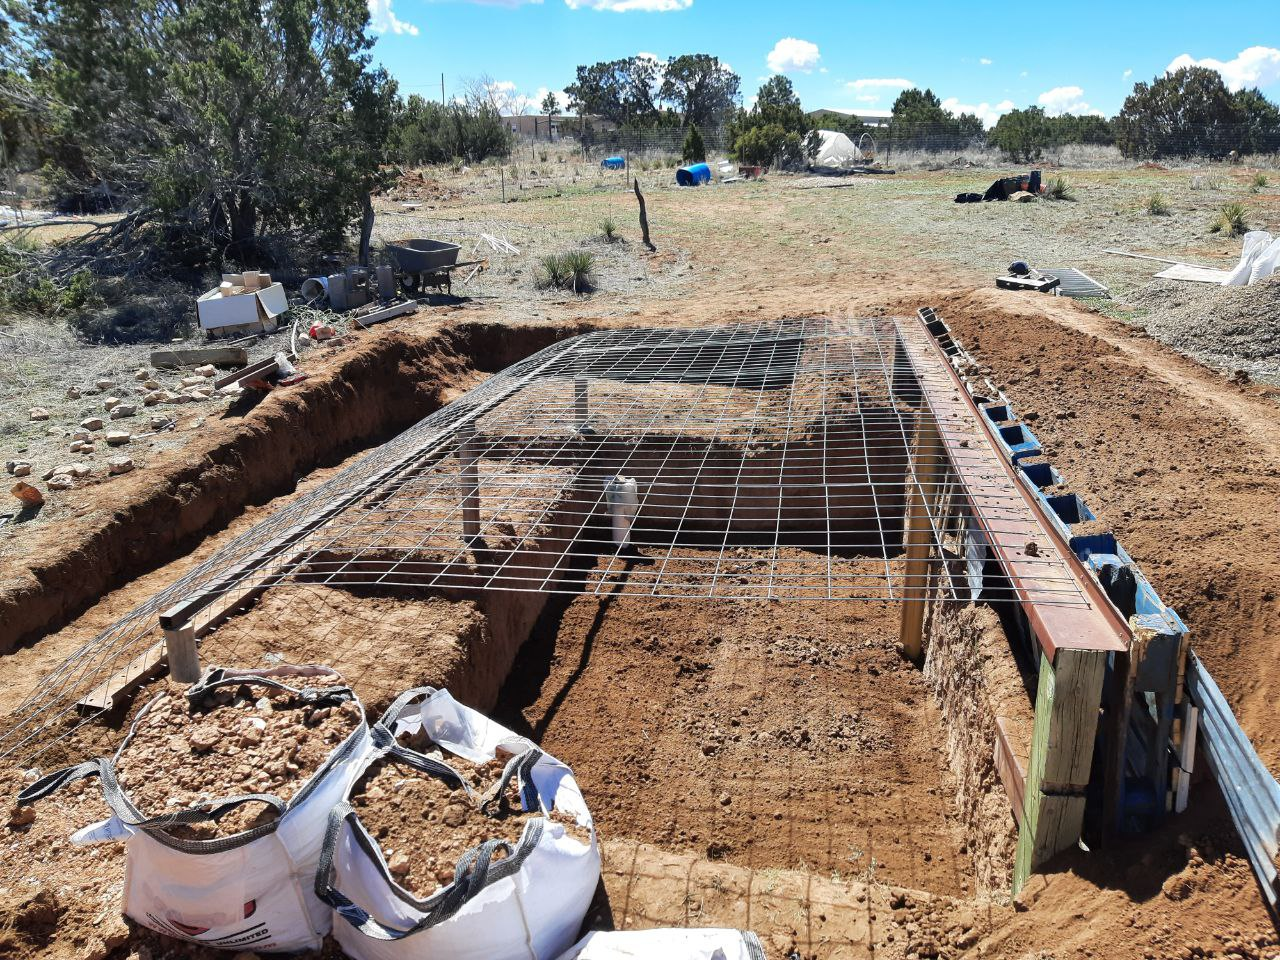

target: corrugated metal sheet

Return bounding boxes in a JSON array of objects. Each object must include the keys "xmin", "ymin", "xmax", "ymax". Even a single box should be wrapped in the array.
[
  {"xmin": 1041, "ymin": 268, "xmax": 1110, "ymax": 299},
  {"xmin": 1185, "ymin": 652, "xmax": 1280, "ymax": 911}
]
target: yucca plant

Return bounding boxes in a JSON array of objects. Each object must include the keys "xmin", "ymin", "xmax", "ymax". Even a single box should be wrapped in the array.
[
  {"xmin": 1044, "ymin": 175, "xmax": 1075, "ymax": 201},
  {"xmin": 600, "ymin": 217, "xmax": 619, "ymax": 242},
  {"xmin": 1251, "ymin": 172, "xmax": 1269, "ymax": 193},
  {"xmin": 536, "ymin": 254, "xmax": 568, "ymax": 289},
  {"xmin": 1146, "ymin": 192, "xmax": 1171, "ymax": 215},
  {"xmin": 536, "ymin": 252, "xmax": 596, "ymax": 292},
  {"xmin": 1209, "ymin": 202, "xmax": 1248, "ymax": 235},
  {"xmin": 561, "ymin": 251, "xmax": 595, "ymax": 292}
]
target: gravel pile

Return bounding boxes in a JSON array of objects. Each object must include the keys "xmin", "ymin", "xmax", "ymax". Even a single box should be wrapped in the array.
[
  {"xmin": 1128, "ymin": 276, "xmax": 1280, "ymax": 383},
  {"xmin": 115, "ymin": 678, "xmax": 361, "ymax": 840}
]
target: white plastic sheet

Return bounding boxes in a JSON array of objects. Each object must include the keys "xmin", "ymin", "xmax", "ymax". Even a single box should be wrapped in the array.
[
  {"xmin": 1223, "ymin": 231, "xmax": 1277, "ymax": 286},
  {"xmin": 554, "ymin": 928, "xmax": 766, "ymax": 960}
]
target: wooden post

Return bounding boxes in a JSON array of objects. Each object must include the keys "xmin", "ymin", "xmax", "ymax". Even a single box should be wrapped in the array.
[
  {"xmin": 575, "ymin": 378, "xmax": 589, "ymax": 428},
  {"xmin": 898, "ymin": 416, "xmax": 947, "ymax": 660},
  {"xmin": 633, "ymin": 177, "xmax": 655, "ymax": 251},
  {"xmin": 1013, "ymin": 646, "xmax": 1108, "ymax": 892},
  {"xmin": 165, "ymin": 623, "xmax": 201, "ymax": 683},
  {"xmin": 460, "ymin": 426, "xmax": 481, "ymax": 542}
]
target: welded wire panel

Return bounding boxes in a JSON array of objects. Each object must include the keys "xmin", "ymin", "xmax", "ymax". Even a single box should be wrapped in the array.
[
  {"xmin": 1, "ymin": 317, "xmax": 1090, "ymax": 763},
  {"xmin": 244, "ymin": 317, "xmax": 1085, "ymax": 602}
]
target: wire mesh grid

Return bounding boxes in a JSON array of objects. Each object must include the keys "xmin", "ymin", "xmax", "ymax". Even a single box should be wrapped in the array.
[{"xmin": 2, "ymin": 316, "xmax": 1088, "ymax": 762}]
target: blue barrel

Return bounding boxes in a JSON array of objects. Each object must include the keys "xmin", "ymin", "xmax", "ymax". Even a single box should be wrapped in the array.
[
  {"xmin": 601, "ymin": 156, "xmax": 625, "ymax": 170},
  {"xmin": 675, "ymin": 163, "xmax": 711, "ymax": 186}
]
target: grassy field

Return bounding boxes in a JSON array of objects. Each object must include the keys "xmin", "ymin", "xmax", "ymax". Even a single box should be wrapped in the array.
[{"xmin": 3, "ymin": 157, "xmax": 1278, "ymax": 490}]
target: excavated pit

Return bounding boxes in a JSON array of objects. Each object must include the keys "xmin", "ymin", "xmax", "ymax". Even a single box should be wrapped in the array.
[{"xmin": 1, "ymin": 321, "xmax": 1040, "ymax": 959}]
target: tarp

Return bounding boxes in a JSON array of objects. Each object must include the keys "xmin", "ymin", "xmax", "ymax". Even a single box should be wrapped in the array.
[
  {"xmin": 601, "ymin": 156, "xmax": 625, "ymax": 170},
  {"xmin": 1223, "ymin": 231, "xmax": 1280, "ymax": 286},
  {"xmin": 812, "ymin": 130, "xmax": 862, "ymax": 168}
]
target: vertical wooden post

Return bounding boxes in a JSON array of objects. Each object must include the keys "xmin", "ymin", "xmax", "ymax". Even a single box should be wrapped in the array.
[
  {"xmin": 575, "ymin": 378, "xmax": 589, "ymax": 428},
  {"xmin": 166, "ymin": 622, "xmax": 201, "ymax": 683},
  {"xmin": 634, "ymin": 178, "xmax": 655, "ymax": 251},
  {"xmin": 899, "ymin": 416, "xmax": 947, "ymax": 660},
  {"xmin": 1013, "ymin": 646, "xmax": 1108, "ymax": 893},
  {"xmin": 460, "ymin": 426, "xmax": 481, "ymax": 542}
]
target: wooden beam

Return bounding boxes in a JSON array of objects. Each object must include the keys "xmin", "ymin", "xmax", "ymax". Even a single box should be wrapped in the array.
[
  {"xmin": 151, "ymin": 346, "xmax": 249, "ymax": 369},
  {"xmin": 76, "ymin": 641, "xmax": 166, "ymax": 712},
  {"xmin": 994, "ymin": 717, "xmax": 1028, "ymax": 827},
  {"xmin": 212, "ymin": 355, "xmax": 279, "ymax": 390},
  {"xmin": 898, "ymin": 416, "xmax": 947, "ymax": 661},
  {"xmin": 1013, "ymin": 646, "xmax": 1107, "ymax": 892}
]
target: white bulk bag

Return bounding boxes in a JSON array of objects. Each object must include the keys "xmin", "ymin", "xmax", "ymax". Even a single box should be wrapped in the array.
[
  {"xmin": 1249, "ymin": 235, "xmax": 1280, "ymax": 284},
  {"xmin": 316, "ymin": 687, "xmax": 601, "ymax": 960},
  {"xmin": 1223, "ymin": 231, "xmax": 1274, "ymax": 286},
  {"xmin": 18, "ymin": 665, "xmax": 371, "ymax": 953},
  {"xmin": 554, "ymin": 928, "xmax": 767, "ymax": 960}
]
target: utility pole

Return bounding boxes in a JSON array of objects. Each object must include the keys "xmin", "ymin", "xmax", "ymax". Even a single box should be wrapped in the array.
[{"xmin": 441, "ymin": 73, "xmax": 445, "ymax": 105}]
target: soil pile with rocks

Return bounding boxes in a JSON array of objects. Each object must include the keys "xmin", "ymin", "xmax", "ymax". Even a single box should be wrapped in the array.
[
  {"xmin": 1128, "ymin": 276, "xmax": 1280, "ymax": 382},
  {"xmin": 115, "ymin": 677, "xmax": 361, "ymax": 840},
  {"xmin": 351, "ymin": 735, "xmax": 587, "ymax": 900}
]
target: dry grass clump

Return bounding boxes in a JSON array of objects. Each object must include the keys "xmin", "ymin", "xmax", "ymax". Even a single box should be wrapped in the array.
[
  {"xmin": 1145, "ymin": 192, "xmax": 1171, "ymax": 215},
  {"xmin": 1209, "ymin": 202, "xmax": 1248, "ymax": 235},
  {"xmin": 1043, "ymin": 175, "xmax": 1076, "ymax": 201}
]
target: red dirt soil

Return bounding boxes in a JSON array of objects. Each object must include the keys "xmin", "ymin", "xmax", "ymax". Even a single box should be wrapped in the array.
[{"xmin": 4, "ymin": 290, "xmax": 1280, "ymax": 959}]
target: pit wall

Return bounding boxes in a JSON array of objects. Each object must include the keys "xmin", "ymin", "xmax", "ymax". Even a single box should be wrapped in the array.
[
  {"xmin": 0, "ymin": 319, "xmax": 594, "ymax": 656},
  {"xmin": 922, "ymin": 598, "xmax": 1034, "ymax": 894},
  {"xmin": 480, "ymin": 423, "xmax": 911, "ymax": 538}
]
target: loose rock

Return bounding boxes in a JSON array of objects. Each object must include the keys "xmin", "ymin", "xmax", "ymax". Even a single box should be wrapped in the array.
[
  {"xmin": 195, "ymin": 364, "xmax": 217, "ymax": 377},
  {"xmin": 106, "ymin": 431, "xmax": 131, "ymax": 446},
  {"xmin": 48, "ymin": 475, "xmax": 75, "ymax": 490},
  {"xmin": 103, "ymin": 396, "xmax": 121, "ymax": 411},
  {"xmin": 10, "ymin": 481, "xmax": 44, "ymax": 506},
  {"xmin": 29, "ymin": 407, "xmax": 50, "ymax": 421},
  {"xmin": 95, "ymin": 379, "xmax": 116, "ymax": 391},
  {"xmin": 108, "ymin": 456, "xmax": 135, "ymax": 475},
  {"xmin": 110, "ymin": 403, "xmax": 137, "ymax": 419},
  {"xmin": 65, "ymin": 386, "xmax": 81, "ymax": 399},
  {"xmin": 81, "ymin": 417, "xmax": 105, "ymax": 431}
]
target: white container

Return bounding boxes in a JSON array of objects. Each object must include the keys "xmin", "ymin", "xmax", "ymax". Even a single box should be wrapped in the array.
[{"xmin": 604, "ymin": 476, "xmax": 638, "ymax": 547}]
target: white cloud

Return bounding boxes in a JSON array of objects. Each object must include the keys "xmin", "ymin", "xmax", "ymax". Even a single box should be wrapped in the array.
[
  {"xmin": 1036, "ymin": 85, "xmax": 1102, "ymax": 117},
  {"xmin": 532, "ymin": 86, "xmax": 572, "ymax": 112},
  {"xmin": 980, "ymin": 58, "xmax": 993, "ymax": 66},
  {"xmin": 1123, "ymin": 68, "xmax": 1133, "ymax": 79},
  {"xmin": 846, "ymin": 77, "xmax": 916, "ymax": 90},
  {"xmin": 941, "ymin": 96, "xmax": 1014, "ymax": 128},
  {"xmin": 367, "ymin": 0, "xmax": 419, "ymax": 35},
  {"xmin": 565, "ymin": 0, "xmax": 692, "ymax": 10},
  {"xmin": 1019, "ymin": 70, "xmax": 1028, "ymax": 78},
  {"xmin": 1166, "ymin": 46, "xmax": 1280, "ymax": 91},
  {"xmin": 766, "ymin": 38, "xmax": 821, "ymax": 73},
  {"xmin": 855, "ymin": 94, "xmax": 879, "ymax": 103}
]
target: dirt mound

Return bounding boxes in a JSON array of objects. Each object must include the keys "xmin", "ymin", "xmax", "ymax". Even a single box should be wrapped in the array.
[
  {"xmin": 382, "ymin": 169, "xmax": 456, "ymax": 204},
  {"xmin": 1128, "ymin": 276, "xmax": 1280, "ymax": 381},
  {"xmin": 115, "ymin": 677, "xmax": 361, "ymax": 839}
]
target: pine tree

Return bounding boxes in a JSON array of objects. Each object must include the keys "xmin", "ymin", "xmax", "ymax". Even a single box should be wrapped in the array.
[{"xmin": 682, "ymin": 123, "xmax": 706, "ymax": 163}]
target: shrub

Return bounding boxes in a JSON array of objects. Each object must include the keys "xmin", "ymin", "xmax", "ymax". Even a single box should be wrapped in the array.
[
  {"xmin": 1209, "ymin": 202, "xmax": 1248, "ymax": 235},
  {"xmin": 1250, "ymin": 172, "xmax": 1269, "ymax": 192},
  {"xmin": 561, "ymin": 251, "xmax": 595, "ymax": 291},
  {"xmin": 1044, "ymin": 175, "xmax": 1075, "ymax": 201},
  {"xmin": 537, "ymin": 251, "xmax": 595, "ymax": 292},
  {"xmin": 682, "ymin": 124, "xmax": 706, "ymax": 164},
  {"xmin": 1146, "ymin": 192, "xmax": 1171, "ymax": 215},
  {"xmin": 600, "ymin": 217, "xmax": 619, "ymax": 242}
]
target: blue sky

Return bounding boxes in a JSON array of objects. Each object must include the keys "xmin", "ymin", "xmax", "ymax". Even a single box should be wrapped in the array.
[{"xmin": 367, "ymin": 0, "xmax": 1280, "ymax": 125}]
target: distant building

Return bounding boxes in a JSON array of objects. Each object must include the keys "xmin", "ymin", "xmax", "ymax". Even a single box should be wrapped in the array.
[
  {"xmin": 808, "ymin": 108, "xmax": 893, "ymax": 129},
  {"xmin": 501, "ymin": 114, "xmax": 619, "ymax": 140}
]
